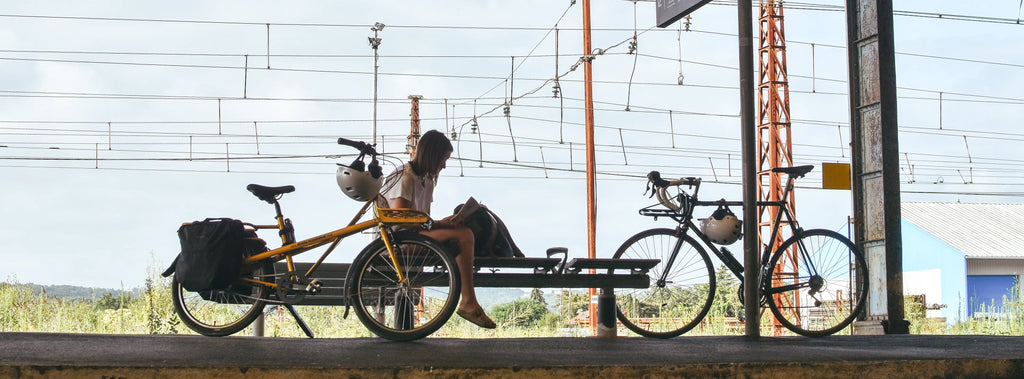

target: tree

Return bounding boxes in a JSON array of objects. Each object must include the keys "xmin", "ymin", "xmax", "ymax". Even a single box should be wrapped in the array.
[
  {"xmin": 491, "ymin": 298, "xmax": 550, "ymax": 328},
  {"xmin": 530, "ymin": 288, "xmax": 546, "ymax": 305},
  {"xmin": 93, "ymin": 292, "xmax": 130, "ymax": 311},
  {"xmin": 709, "ymin": 264, "xmax": 742, "ymax": 318}
]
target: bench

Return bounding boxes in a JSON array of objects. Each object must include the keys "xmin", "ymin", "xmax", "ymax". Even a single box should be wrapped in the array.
[{"xmin": 254, "ymin": 247, "xmax": 657, "ymax": 338}]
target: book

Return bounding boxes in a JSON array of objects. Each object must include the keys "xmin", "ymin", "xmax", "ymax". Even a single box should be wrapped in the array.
[{"xmin": 450, "ymin": 197, "xmax": 482, "ymax": 226}]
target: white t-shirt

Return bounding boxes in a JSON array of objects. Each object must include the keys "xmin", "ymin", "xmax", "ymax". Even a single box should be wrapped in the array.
[{"xmin": 382, "ymin": 163, "xmax": 436, "ymax": 215}]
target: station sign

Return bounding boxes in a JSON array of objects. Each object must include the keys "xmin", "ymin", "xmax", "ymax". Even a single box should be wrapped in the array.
[{"xmin": 656, "ymin": 0, "xmax": 714, "ymax": 28}]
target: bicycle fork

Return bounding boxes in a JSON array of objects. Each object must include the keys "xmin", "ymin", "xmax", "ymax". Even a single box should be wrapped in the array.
[{"xmin": 654, "ymin": 227, "xmax": 690, "ymax": 287}]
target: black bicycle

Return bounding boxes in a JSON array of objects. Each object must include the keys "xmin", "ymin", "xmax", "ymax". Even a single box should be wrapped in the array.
[{"xmin": 613, "ymin": 165, "xmax": 867, "ymax": 337}]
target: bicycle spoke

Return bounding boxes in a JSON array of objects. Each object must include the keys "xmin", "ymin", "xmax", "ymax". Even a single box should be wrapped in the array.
[
  {"xmin": 349, "ymin": 232, "xmax": 459, "ymax": 341},
  {"xmin": 766, "ymin": 229, "xmax": 866, "ymax": 337},
  {"xmin": 172, "ymin": 260, "xmax": 272, "ymax": 337},
  {"xmin": 613, "ymin": 229, "xmax": 715, "ymax": 338}
]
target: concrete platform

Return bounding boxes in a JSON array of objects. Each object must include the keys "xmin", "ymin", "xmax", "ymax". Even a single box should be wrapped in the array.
[{"xmin": 2, "ymin": 332, "xmax": 1023, "ymax": 378}]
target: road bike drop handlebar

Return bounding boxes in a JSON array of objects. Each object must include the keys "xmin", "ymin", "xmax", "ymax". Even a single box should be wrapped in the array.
[
  {"xmin": 646, "ymin": 171, "xmax": 700, "ymax": 189},
  {"xmin": 645, "ymin": 171, "xmax": 702, "ymax": 211}
]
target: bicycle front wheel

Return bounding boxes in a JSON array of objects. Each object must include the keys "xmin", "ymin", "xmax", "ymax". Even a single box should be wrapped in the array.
[
  {"xmin": 172, "ymin": 258, "xmax": 273, "ymax": 337},
  {"xmin": 613, "ymin": 228, "xmax": 715, "ymax": 338},
  {"xmin": 765, "ymin": 229, "xmax": 867, "ymax": 337},
  {"xmin": 348, "ymin": 231, "xmax": 460, "ymax": 341}
]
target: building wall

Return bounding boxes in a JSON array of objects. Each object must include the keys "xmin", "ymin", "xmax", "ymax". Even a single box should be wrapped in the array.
[
  {"xmin": 966, "ymin": 259, "xmax": 1023, "ymax": 314},
  {"xmin": 967, "ymin": 259, "xmax": 1024, "ymax": 278},
  {"xmin": 901, "ymin": 220, "xmax": 967, "ymax": 323}
]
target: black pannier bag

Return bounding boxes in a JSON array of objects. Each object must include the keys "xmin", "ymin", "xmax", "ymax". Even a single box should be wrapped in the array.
[{"xmin": 164, "ymin": 218, "xmax": 248, "ymax": 292}]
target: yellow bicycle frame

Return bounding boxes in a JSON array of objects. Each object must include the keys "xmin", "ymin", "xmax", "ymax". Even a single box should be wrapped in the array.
[{"xmin": 239, "ymin": 198, "xmax": 430, "ymax": 291}]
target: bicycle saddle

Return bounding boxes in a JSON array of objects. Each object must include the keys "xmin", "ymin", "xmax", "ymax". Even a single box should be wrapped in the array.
[
  {"xmin": 247, "ymin": 184, "xmax": 295, "ymax": 203},
  {"xmin": 771, "ymin": 165, "xmax": 814, "ymax": 178}
]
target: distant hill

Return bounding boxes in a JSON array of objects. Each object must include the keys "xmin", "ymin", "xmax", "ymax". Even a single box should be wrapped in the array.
[
  {"xmin": 18, "ymin": 283, "xmax": 141, "ymax": 299},
  {"xmin": 11, "ymin": 283, "xmax": 580, "ymax": 309},
  {"xmin": 476, "ymin": 287, "xmax": 590, "ymax": 312},
  {"xmin": 477, "ymin": 287, "xmax": 528, "ymax": 311}
]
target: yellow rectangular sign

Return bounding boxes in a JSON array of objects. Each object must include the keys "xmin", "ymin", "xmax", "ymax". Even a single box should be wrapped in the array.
[{"xmin": 822, "ymin": 163, "xmax": 851, "ymax": 190}]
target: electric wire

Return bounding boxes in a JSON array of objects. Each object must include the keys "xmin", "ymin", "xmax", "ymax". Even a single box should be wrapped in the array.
[{"xmin": 1, "ymin": 4, "xmax": 1022, "ymax": 199}]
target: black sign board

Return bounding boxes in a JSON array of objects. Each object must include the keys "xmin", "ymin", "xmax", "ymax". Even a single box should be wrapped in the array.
[{"xmin": 656, "ymin": 0, "xmax": 713, "ymax": 28}]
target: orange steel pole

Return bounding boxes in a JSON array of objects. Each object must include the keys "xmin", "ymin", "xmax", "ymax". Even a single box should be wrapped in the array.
[{"xmin": 582, "ymin": 0, "xmax": 598, "ymax": 333}]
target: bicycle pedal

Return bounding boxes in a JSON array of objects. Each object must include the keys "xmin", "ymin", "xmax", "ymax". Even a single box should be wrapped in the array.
[{"xmin": 306, "ymin": 279, "xmax": 322, "ymax": 294}]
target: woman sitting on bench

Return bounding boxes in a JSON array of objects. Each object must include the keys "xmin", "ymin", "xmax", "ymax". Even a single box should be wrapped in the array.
[{"xmin": 380, "ymin": 130, "xmax": 496, "ymax": 329}]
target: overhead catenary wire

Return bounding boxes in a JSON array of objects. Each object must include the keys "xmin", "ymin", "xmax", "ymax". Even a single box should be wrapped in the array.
[{"xmin": 1, "ymin": 3, "xmax": 1021, "ymax": 200}]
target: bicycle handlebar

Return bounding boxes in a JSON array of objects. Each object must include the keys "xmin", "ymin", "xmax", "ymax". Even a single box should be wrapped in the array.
[
  {"xmin": 337, "ymin": 137, "xmax": 378, "ymax": 156},
  {"xmin": 645, "ymin": 171, "xmax": 701, "ymax": 212},
  {"xmin": 644, "ymin": 165, "xmax": 809, "ymax": 212},
  {"xmin": 647, "ymin": 171, "xmax": 700, "ymax": 188},
  {"xmin": 337, "ymin": 137, "xmax": 383, "ymax": 178}
]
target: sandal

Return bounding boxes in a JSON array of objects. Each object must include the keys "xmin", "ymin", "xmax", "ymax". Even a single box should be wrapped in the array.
[{"xmin": 457, "ymin": 308, "xmax": 497, "ymax": 329}]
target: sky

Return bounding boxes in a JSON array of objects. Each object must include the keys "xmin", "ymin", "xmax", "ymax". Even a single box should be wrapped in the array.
[{"xmin": 1, "ymin": 1, "xmax": 1022, "ymax": 289}]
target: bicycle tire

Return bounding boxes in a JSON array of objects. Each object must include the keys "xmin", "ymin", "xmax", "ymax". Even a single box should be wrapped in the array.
[
  {"xmin": 347, "ymin": 231, "xmax": 460, "ymax": 341},
  {"xmin": 172, "ymin": 245, "xmax": 274, "ymax": 337},
  {"xmin": 764, "ymin": 229, "xmax": 867, "ymax": 337},
  {"xmin": 612, "ymin": 228, "xmax": 716, "ymax": 338}
]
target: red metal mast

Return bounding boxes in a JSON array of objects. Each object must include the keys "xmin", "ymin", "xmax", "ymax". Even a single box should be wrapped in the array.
[
  {"xmin": 757, "ymin": 1, "xmax": 798, "ymax": 333},
  {"xmin": 407, "ymin": 95, "xmax": 423, "ymax": 158}
]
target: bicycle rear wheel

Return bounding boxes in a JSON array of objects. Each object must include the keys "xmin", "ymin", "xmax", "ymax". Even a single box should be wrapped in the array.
[
  {"xmin": 765, "ymin": 229, "xmax": 867, "ymax": 337},
  {"xmin": 613, "ymin": 228, "xmax": 715, "ymax": 338},
  {"xmin": 348, "ymin": 231, "xmax": 460, "ymax": 341},
  {"xmin": 172, "ymin": 254, "xmax": 273, "ymax": 337}
]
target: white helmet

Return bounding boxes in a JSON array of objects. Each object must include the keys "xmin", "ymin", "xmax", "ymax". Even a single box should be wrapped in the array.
[
  {"xmin": 336, "ymin": 160, "xmax": 383, "ymax": 202},
  {"xmin": 700, "ymin": 206, "xmax": 742, "ymax": 245}
]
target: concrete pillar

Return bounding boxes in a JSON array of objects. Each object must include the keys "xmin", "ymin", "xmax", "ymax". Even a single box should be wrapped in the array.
[{"xmin": 845, "ymin": 0, "xmax": 909, "ymax": 334}]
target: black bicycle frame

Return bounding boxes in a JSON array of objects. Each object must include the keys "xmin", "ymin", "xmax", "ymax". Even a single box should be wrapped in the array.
[{"xmin": 654, "ymin": 182, "xmax": 805, "ymax": 290}]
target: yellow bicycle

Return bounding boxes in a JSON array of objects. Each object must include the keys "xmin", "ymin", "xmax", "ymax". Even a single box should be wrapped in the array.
[{"xmin": 169, "ymin": 138, "xmax": 461, "ymax": 341}]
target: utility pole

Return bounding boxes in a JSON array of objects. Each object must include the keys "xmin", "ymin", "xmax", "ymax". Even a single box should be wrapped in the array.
[
  {"xmin": 582, "ymin": 0, "xmax": 600, "ymax": 335},
  {"xmin": 738, "ymin": 0, "xmax": 760, "ymax": 340},
  {"xmin": 369, "ymin": 22, "xmax": 385, "ymax": 147}
]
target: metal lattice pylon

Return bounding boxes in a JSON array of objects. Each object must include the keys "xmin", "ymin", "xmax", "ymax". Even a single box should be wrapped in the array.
[
  {"xmin": 757, "ymin": 0, "xmax": 799, "ymax": 335},
  {"xmin": 407, "ymin": 95, "xmax": 423, "ymax": 158}
]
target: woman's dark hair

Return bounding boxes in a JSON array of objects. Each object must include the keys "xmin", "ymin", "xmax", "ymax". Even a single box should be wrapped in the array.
[{"xmin": 411, "ymin": 129, "xmax": 453, "ymax": 178}]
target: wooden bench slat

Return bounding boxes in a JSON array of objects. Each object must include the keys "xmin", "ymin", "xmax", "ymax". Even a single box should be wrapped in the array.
[
  {"xmin": 565, "ymin": 258, "xmax": 660, "ymax": 274},
  {"xmin": 473, "ymin": 273, "xmax": 649, "ymax": 289},
  {"xmin": 473, "ymin": 257, "xmax": 561, "ymax": 270}
]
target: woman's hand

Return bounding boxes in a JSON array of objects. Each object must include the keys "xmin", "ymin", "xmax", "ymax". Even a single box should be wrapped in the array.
[{"xmin": 432, "ymin": 215, "xmax": 457, "ymax": 229}]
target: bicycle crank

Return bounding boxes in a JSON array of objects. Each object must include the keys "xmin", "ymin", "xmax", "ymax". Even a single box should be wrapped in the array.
[
  {"xmin": 276, "ymin": 270, "xmax": 309, "ymax": 304},
  {"xmin": 804, "ymin": 275, "xmax": 825, "ymax": 306}
]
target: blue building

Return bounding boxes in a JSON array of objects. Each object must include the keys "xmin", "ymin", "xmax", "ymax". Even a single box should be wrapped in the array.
[{"xmin": 901, "ymin": 202, "xmax": 1024, "ymax": 324}]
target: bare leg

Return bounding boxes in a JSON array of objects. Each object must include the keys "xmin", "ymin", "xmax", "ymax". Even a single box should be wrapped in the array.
[
  {"xmin": 453, "ymin": 241, "xmax": 479, "ymax": 311},
  {"xmin": 421, "ymin": 226, "xmax": 482, "ymax": 311}
]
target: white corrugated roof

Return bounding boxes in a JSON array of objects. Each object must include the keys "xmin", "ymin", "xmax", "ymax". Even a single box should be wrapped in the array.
[{"xmin": 901, "ymin": 202, "xmax": 1024, "ymax": 259}]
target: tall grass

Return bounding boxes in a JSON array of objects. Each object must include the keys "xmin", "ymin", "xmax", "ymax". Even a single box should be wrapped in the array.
[
  {"xmin": 905, "ymin": 291, "xmax": 1024, "ymax": 335},
  {"xmin": 3, "ymin": 268, "xmax": 1022, "ymax": 336}
]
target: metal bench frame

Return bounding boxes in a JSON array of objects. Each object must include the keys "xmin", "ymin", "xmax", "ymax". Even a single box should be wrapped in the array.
[{"xmin": 254, "ymin": 248, "xmax": 658, "ymax": 338}]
